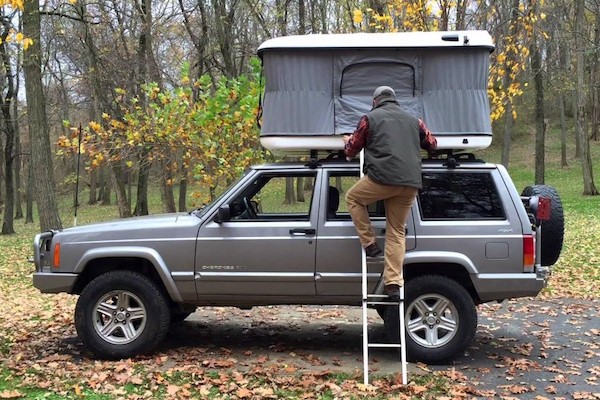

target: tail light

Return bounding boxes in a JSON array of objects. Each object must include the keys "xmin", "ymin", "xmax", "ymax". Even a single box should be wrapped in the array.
[
  {"xmin": 523, "ymin": 235, "xmax": 534, "ymax": 272},
  {"xmin": 53, "ymin": 243, "xmax": 61, "ymax": 268}
]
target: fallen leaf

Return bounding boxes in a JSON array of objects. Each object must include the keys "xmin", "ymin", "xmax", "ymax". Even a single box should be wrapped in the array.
[{"xmin": 0, "ymin": 390, "xmax": 23, "ymax": 399}]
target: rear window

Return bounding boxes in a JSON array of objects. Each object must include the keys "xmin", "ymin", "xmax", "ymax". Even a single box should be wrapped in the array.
[{"xmin": 418, "ymin": 172, "xmax": 505, "ymax": 220}]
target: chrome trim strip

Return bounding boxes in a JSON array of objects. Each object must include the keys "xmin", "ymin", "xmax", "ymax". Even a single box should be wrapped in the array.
[{"xmin": 198, "ymin": 272, "xmax": 314, "ymax": 278}]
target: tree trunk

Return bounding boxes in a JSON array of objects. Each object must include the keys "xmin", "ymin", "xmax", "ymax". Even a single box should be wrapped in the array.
[
  {"xmin": 575, "ymin": 0, "xmax": 599, "ymax": 195},
  {"xmin": 178, "ymin": 177, "xmax": 187, "ymax": 212},
  {"xmin": 0, "ymin": 28, "xmax": 16, "ymax": 234},
  {"xmin": 98, "ymin": 165, "xmax": 111, "ymax": 205},
  {"xmin": 23, "ymin": 0, "xmax": 62, "ymax": 231},
  {"xmin": 591, "ymin": 9, "xmax": 600, "ymax": 141},
  {"xmin": 25, "ymin": 158, "xmax": 33, "ymax": 224},
  {"xmin": 1, "ymin": 100, "xmax": 15, "ymax": 234},
  {"xmin": 501, "ymin": 103, "xmax": 514, "ymax": 167},
  {"xmin": 112, "ymin": 164, "xmax": 132, "ymax": 217},
  {"xmin": 456, "ymin": 0, "xmax": 467, "ymax": 30},
  {"xmin": 530, "ymin": 6, "xmax": 545, "ymax": 185},
  {"xmin": 500, "ymin": 0, "xmax": 521, "ymax": 168},
  {"xmin": 573, "ymin": 89, "xmax": 581, "ymax": 158},
  {"xmin": 88, "ymin": 168, "xmax": 97, "ymax": 205},
  {"xmin": 558, "ymin": 93, "xmax": 568, "ymax": 168},
  {"xmin": 296, "ymin": 177, "xmax": 305, "ymax": 202},
  {"xmin": 160, "ymin": 157, "xmax": 176, "ymax": 213},
  {"xmin": 213, "ymin": 0, "xmax": 239, "ymax": 78},
  {"xmin": 13, "ymin": 45, "xmax": 22, "ymax": 220},
  {"xmin": 134, "ymin": 156, "xmax": 150, "ymax": 216},
  {"xmin": 284, "ymin": 177, "xmax": 296, "ymax": 204},
  {"xmin": 298, "ymin": 0, "xmax": 306, "ymax": 34}
]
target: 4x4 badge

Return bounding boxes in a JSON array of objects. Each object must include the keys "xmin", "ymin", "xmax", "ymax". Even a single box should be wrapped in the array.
[{"xmin": 498, "ymin": 228, "xmax": 514, "ymax": 233}]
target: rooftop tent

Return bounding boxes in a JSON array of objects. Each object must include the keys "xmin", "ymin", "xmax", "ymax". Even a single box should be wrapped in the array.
[{"xmin": 257, "ymin": 31, "xmax": 495, "ymax": 155}]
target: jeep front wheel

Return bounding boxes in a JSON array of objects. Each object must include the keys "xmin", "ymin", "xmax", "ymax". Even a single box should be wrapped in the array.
[
  {"xmin": 383, "ymin": 275, "xmax": 477, "ymax": 364},
  {"xmin": 75, "ymin": 270, "xmax": 171, "ymax": 359}
]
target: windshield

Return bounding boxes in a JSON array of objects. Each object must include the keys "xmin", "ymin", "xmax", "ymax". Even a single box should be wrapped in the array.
[{"xmin": 191, "ymin": 169, "xmax": 251, "ymax": 218}]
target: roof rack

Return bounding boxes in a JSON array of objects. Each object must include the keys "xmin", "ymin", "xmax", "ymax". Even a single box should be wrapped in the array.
[{"xmin": 426, "ymin": 150, "xmax": 485, "ymax": 168}]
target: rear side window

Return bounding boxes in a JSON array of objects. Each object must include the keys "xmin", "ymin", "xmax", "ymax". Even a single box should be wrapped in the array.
[{"xmin": 418, "ymin": 172, "xmax": 505, "ymax": 220}]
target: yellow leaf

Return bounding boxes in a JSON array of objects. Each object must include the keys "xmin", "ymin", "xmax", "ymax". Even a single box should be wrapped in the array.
[{"xmin": 353, "ymin": 9, "xmax": 363, "ymax": 24}]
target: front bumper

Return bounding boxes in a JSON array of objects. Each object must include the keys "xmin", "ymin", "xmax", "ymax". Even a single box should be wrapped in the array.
[{"xmin": 33, "ymin": 272, "xmax": 77, "ymax": 293}]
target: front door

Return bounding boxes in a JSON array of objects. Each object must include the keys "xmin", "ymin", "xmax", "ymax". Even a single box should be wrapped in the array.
[{"xmin": 195, "ymin": 170, "xmax": 320, "ymax": 298}]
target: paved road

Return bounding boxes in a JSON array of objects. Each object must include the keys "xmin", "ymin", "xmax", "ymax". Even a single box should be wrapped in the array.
[{"xmin": 165, "ymin": 298, "xmax": 599, "ymax": 398}]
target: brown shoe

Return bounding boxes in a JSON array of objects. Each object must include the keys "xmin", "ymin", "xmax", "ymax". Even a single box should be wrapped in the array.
[
  {"xmin": 365, "ymin": 242, "xmax": 382, "ymax": 257},
  {"xmin": 385, "ymin": 284, "xmax": 401, "ymax": 301}
]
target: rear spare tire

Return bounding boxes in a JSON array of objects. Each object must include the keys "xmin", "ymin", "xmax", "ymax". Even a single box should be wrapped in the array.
[
  {"xmin": 521, "ymin": 185, "xmax": 564, "ymax": 266},
  {"xmin": 383, "ymin": 275, "xmax": 477, "ymax": 364}
]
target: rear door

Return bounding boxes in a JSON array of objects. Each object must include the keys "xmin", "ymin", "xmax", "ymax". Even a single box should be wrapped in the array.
[
  {"xmin": 195, "ymin": 169, "xmax": 321, "ymax": 298},
  {"xmin": 315, "ymin": 168, "xmax": 416, "ymax": 296}
]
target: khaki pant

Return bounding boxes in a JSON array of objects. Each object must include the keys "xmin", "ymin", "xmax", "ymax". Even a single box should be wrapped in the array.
[{"xmin": 345, "ymin": 176, "xmax": 418, "ymax": 287}]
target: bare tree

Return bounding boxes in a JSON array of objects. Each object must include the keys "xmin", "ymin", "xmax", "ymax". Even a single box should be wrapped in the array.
[
  {"xmin": 23, "ymin": 0, "xmax": 62, "ymax": 231},
  {"xmin": 530, "ymin": 0, "xmax": 546, "ymax": 184},
  {"xmin": 574, "ymin": 0, "xmax": 598, "ymax": 195},
  {"xmin": 500, "ymin": 0, "xmax": 521, "ymax": 168}
]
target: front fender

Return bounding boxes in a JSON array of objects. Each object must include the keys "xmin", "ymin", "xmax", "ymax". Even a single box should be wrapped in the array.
[{"xmin": 73, "ymin": 246, "xmax": 183, "ymax": 302}]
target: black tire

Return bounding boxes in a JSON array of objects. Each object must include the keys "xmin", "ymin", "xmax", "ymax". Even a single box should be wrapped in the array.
[
  {"xmin": 383, "ymin": 275, "xmax": 477, "ymax": 364},
  {"xmin": 521, "ymin": 185, "xmax": 564, "ymax": 266},
  {"xmin": 75, "ymin": 270, "xmax": 171, "ymax": 360}
]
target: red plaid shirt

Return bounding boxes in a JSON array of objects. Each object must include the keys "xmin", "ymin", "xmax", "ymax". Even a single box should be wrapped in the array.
[{"xmin": 344, "ymin": 116, "xmax": 437, "ymax": 159}]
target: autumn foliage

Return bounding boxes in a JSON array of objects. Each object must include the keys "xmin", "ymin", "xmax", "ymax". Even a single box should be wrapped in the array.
[{"xmin": 57, "ymin": 62, "xmax": 265, "ymax": 206}]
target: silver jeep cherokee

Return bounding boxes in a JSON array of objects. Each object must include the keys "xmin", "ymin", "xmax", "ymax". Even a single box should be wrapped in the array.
[{"xmin": 32, "ymin": 154, "xmax": 563, "ymax": 363}]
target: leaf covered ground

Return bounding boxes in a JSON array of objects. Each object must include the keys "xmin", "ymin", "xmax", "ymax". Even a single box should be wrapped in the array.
[{"xmin": 0, "ymin": 207, "xmax": 598, "ymax": 399}]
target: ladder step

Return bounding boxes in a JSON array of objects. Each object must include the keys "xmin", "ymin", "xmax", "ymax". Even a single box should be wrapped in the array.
[
  {"xmin": 365, "ymin": 301, "xmax": 402, "ymax": 306},
  {"xmin": 367, "ymin": 343, "xmax": 403, "ymax": 348},
  {"xmin": 366, "ymin": 294, "xmax": 388, "ymax": 298}
]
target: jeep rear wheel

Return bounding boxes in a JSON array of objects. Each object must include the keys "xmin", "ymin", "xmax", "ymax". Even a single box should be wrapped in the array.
[
  {"xmin": 75, "ymin": 271, "xmax": 170, "ymax": 359},
  {"xmin": 521, "ymin": 185, "xmax": 564, "ymax": 266},
  {"xmin": 383, "ymin": 275, "xmax": 477, "ymax": 364}
]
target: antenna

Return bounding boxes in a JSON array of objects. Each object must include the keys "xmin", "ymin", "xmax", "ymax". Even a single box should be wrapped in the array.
[{"xmin": 74, "ymin": 124, "xmax": 83, "ymax": 227}]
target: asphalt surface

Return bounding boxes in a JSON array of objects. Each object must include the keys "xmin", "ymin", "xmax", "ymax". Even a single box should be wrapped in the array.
[{"xmin": 164, "ymin": 298, "xmax": 599, "ymax": 398}]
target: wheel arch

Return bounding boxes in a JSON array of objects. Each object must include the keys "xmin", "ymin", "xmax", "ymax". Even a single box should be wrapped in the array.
[
  {"xmin": 402, "ymin": 252, "xmax": 481, "ymax": 304},
  {"xmin": 71, "ymin": 247, "xmax": 183, "ymax": 302}
]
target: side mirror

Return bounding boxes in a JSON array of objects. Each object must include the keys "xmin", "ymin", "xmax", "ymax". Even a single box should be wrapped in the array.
[{"xmin": 216, "ymin": 204, "xmax": 231, "ymax": 223}]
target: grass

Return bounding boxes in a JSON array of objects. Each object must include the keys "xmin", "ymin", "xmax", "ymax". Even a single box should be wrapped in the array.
[{"xmin": 0, "ymin": 121, "xmax": 599, "ymax": 398}]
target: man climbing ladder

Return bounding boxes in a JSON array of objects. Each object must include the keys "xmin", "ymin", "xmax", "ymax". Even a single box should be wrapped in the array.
[
  {"xmin": 343, "ymin": 86, "xmax": 437, "ymax": 299},
  {"xmin": 343, "ymin": 86, "xmax": 437, "ymax": 384}
]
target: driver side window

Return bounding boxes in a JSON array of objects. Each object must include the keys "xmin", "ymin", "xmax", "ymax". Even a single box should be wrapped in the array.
[{"xmin": 230, "ymin": 173, "xmax": 317, "ymax": 221}]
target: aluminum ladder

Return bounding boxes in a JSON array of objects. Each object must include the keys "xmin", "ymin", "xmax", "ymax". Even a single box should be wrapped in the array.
[{"xmin": 359, "ymin": 150, "xmax": 408, "ymax": 386}]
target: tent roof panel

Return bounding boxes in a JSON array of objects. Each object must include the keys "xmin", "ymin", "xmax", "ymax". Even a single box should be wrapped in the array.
[{"xmin": 258, "ymin": 31, "xmax": 494, "ymax": 55}]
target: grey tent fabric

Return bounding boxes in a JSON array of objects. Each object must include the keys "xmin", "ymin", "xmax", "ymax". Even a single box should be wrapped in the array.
[
  {"xmin": 421, "ymin": 49, "xmax": 492, "ymax": 135},
  {"xmin": 259, "ymin": 45, "xmax": 492, "ymax": 140},
  {"xmin": 261, "ymin": 51, "xmax": 334, "ymax": 135}
]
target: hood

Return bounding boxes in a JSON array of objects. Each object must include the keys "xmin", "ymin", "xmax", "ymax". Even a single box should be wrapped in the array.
[{"xmin": 56, "ymin": 213, "xmax": 200, "ymax": 244}]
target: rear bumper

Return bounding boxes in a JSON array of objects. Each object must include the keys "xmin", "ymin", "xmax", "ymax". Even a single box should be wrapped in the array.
[
  {"xmin": 33, "ymin": 272, "xmax": 77, "ymax": 293},
  {"xmin": 473, "ymin": 272, "xmax": 547, "ymax": 302}
]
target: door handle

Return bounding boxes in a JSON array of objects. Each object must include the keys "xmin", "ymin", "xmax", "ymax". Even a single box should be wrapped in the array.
[{"xmin": 289, "ymin": 228, "xmax": 316, "ymax": 236}]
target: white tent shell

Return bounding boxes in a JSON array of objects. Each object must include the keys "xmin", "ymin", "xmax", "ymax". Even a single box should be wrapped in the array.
[{"xmin": 257, "ymin": 31, "xmax": 495, "ymax": 155}]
